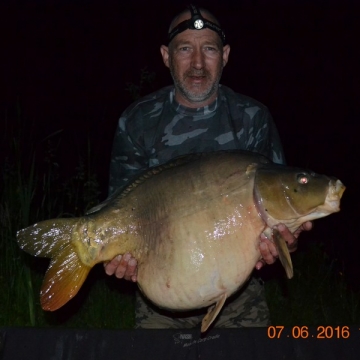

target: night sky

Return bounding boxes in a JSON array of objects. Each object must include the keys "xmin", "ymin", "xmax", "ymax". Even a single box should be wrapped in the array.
[{"xmin": 2, "ymin": 1, "xmax": 360, "ymax": 284}]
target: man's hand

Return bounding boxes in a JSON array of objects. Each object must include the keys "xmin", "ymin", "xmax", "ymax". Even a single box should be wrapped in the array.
[
  {"xmin": 104, "ymin": 253, "xmax": 138, "ymax": 282},
  {"xmin": 255, "ymin": 221, "xmax": 313, "ymax": 270}
]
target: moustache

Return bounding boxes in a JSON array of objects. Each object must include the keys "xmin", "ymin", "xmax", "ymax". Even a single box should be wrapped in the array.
[{"xmin": 185, "ymin": 70, "xmax": 209, "ymax": 77}]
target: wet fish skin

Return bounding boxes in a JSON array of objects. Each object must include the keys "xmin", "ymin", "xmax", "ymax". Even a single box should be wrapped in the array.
[{"xmin": 17, "ymin": 151, "xmax": 345, "ymax": 331}]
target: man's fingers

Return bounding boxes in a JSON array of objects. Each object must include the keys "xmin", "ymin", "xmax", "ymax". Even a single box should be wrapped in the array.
[
  {"xmin": 260, "ymin": 234, "xmax": 278, "ymax": 258},
  {"xmin": 127, "ymin": 258, "xmax": 138, "ymax": 282},
  {"xmin": 256, "ymin": 222, "xmax": 312, "ymax": 271},
  {"xmin": 104, "ymin": 254, "xmax": 123, "ymax": 275},
  {"xmin": 102, "ymin": 253, "xmax": 138, "ymax": 281},
  {"xmin": 275, "ymin": 224, "xmax": 298, "ymax": 252},
  {"xmin": 259, "ymin": 234, "xmax": 278, "ymax": 265},
  {"xmin": 104, "ymin": 253, "xmax": 138, "ymax": 281},
  {"xmin": 114, "ymin": 253, "xmax": 131, "ymax": 279},
  {"xmin": 255, "ymin": 259, "xmax": 266, "ymax": 270},
  {"xmin": 118, "ymin": 257, "xmax": 138, "ymax": 281},
  {"xmin": 293, "ymin": 221, "xmax": 313, "ymax": 238}
]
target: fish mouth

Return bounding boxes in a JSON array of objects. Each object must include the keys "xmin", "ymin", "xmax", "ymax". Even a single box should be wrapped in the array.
[{"xmin": 325, "ymin": 179, "xmax": 346, "ymax": 212}]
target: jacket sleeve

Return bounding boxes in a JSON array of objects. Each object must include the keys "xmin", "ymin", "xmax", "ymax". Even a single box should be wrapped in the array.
[
  {"xmin": 223, "ymin": 86, "xmax": 286, "ymax": 165},
  {"xmin": 108, "ymin": 113, "xmax": 149, "ymax": 196},
  {"xmin": 255, "ymin": 110, "xmax": 286, "ymax": 165}
]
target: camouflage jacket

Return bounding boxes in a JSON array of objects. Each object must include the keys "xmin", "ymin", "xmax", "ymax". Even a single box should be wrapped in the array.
[{"xmin": 109, "ymin": 85, "xmax": 285, "ymax": 195}]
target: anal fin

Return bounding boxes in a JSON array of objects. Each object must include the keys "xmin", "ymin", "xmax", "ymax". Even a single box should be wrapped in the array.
[
  {"xmin": 201, "ymin": 293, "xmax": 227, "ymax": 333},
  {"xmin": 273, "ymin": 228, "xmax": 293, "ymax": 279}
]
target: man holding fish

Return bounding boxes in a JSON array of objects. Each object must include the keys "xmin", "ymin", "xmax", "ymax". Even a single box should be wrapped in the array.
[{"xmin": 104, "ymin": 4, "xmax": 312, "ymax": 329}]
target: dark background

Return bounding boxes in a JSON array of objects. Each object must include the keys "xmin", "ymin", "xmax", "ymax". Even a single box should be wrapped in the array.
[{"xmin": 1, "ymin": 0, "xmax": 359, "ymax": 285}]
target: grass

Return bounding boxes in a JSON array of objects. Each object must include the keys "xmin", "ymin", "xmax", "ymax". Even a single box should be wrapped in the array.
[{"xmin": 1, "ymin": 106, "xmax": 359, "ymax": 329}]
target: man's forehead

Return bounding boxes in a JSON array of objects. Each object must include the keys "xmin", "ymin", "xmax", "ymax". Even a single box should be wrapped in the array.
[{"xmin": 171, "ymin": 28, "xmax": 221, "ymax": 46}]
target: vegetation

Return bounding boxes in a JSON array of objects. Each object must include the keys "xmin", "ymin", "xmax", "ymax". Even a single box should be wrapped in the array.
[{"xmin": 0, "ymin": 108, "xmax": 135, "ymax": 328}]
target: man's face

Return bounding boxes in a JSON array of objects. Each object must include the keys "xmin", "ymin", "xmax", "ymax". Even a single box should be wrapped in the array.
[{"xmin": 161, "ymin": 15, "xmax": 230, "ymax": 108}]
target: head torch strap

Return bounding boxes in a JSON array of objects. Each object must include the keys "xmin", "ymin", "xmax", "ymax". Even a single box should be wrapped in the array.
[{"xmin": 168, "ymin": 4, "xmax": 226, "ymax": 45}]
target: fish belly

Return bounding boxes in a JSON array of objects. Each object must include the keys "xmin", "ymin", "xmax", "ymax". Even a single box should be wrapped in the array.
[{"xmin": 136, "ymin": 200, "xmax": 263, "ymax": 311}]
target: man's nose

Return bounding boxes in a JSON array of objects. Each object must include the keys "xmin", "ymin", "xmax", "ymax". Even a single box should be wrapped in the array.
[{"xmin": 191, "ymin": 48, "xmax": 205, "ymax": 69}]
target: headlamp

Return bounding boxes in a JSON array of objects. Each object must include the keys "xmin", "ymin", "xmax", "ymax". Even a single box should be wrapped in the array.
[{"xmin": 168, "ymin": 4, "xmax": 226, "ymax": 45}]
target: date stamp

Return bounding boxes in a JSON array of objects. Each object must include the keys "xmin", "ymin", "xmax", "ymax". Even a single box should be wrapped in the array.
[{"xmin": 267, "ymin": 326, "xmax": 351, "ymax": 339}]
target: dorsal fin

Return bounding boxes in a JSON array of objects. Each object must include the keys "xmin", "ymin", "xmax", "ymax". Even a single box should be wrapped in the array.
[
  {"xmin": 87, "ymin": 150, "xmax": 266, "ymax": 214},
  {"xmin": 119, "ymin": 153, "xmax": 206, "ymax": 198},
  {"xmin": 86, "ymin": 153, "xmax": 206, "ymax": 214}
]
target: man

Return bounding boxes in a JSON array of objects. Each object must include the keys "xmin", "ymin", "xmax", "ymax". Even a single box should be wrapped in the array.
[{"xmin": 105, "ymin": 4, "xmax": 311, "ymax": 328}]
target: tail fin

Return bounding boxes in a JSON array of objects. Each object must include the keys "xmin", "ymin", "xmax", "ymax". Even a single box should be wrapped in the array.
[{"xmin": 17, "ymin": 219, "xmax": 92, "ymax": 311}]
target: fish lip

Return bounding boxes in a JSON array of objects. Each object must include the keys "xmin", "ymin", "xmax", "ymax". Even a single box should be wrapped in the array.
[
  {"xmin": 324, "ymin": 179, "xmax": 345, "ymax": 211},
  {"xmin": 329, "ymin": 178, "xmax": 345, "ymax": 199},
  {"xmin": 335, "ymin": 179, "xmax": 346, "ymax": 196}
]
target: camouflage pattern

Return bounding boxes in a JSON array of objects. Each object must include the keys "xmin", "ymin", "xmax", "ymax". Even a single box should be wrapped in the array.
[
  {"xmin": 109, "ymin": 84, "xmax": 285, "ymax": 327},
  {"xmin": 109, "ymin": 85, "xmax": 285, "ymax": 195},
  {"xmin": 134, "ymin": 277, "xmax": 270, "ymax": 329}
]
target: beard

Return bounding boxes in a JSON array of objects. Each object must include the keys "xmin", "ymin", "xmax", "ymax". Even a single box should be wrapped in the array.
[{"xmin": 169, "ymin": 60, "xmax": 223, "ymax": 104}]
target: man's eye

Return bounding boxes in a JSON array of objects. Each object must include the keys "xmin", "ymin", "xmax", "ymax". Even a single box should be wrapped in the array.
[{"xmin": 179, "ymin": 47, "xmax": 190, "ymax": 51}]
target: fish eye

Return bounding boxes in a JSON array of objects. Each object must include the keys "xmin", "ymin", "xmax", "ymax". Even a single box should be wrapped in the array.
[{"xmin": 297, "ymin": 173, "xmax": 309, "ymax": 184}]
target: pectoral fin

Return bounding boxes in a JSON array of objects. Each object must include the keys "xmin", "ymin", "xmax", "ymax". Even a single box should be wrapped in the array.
[
  {"xmin": 273, "ymin": 228, "xmax": 293, "ymax": 279},
  {"xmin": 201, "ymin": 293, "xmax": 227, "ymax": 333}
]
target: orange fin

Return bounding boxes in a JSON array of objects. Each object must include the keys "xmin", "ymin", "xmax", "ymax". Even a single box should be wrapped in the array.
[
  {"xmin": 41, "ymin": 242, "xmax": 91, "ymax": 311},
  {"xmin": 17, "ymin": 218, "xmax": 91, "ymax": 310},
  {"xmin": 201, "ymin": 293, "xmax": 227, "ymax": 332}
]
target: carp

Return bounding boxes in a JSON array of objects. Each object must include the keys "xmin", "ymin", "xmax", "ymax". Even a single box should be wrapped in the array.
[{"xmin": 17, "ymin": 151, "xmax": 345, "ymax": 332}]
